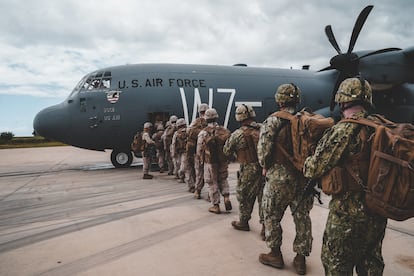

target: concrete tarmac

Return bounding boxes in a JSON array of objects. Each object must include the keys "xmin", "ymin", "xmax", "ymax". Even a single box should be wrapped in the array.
[{"xmin": 0, "ymin": 146, "xmax": 413, "ymax": 276}]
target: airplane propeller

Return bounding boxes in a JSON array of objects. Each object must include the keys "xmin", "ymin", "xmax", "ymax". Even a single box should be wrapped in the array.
[{"xmin": 320, "ymin": 5, "xmax": 401, "ymax": 110}]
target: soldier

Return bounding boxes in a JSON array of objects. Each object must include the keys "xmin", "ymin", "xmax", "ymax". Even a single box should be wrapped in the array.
[
  {"xmin": 303, "ymin": 77, "xmax": 388, "ymax": 275},
  {"xmin": 187, "ymin": 103, "xmax": 209, "ymax": 197},
  {"xmin": 257, "ymin": 83, "xmax": 313, "ymax": 275},
  {"xmin": 163, "ymin": 115, "xmax": 178, "ymax": 175},
  {"xmin": 223, "ymin": 104, "xmax": 265, "ymax": 239},
  {"xmin": 171, "ymin": 118, "xmax": 187, "ymax": 183},
  {"xmin": 196, "ymin": 108, "xmax": 232, "ymax": 214},
  {"xmin": 152, "ymin": 123, "xmax": 165, "ymax": 173},
  {"xmin": 142, "ymin": 122, "xmax": 155, "ymax": 179}
]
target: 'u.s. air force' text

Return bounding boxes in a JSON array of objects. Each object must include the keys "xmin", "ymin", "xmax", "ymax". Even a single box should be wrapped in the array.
[{"xmin": 118, "ymin": 78, "xmax": 206, "ymax": 89}]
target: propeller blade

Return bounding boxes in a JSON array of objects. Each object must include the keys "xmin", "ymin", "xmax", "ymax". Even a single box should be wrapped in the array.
[
  {"xmin": 347, "ymin": 5, "xmax": 373, "ymax": 54},
  {"xmin": 325, "ymin": 25, "xmax": 342, "ymax": 54},
  {"xmin": 330, "ymin": 72, "xmax": 346, "ymax": 111},
  {"xmin": 352, "ymin": 48, "xmax": 402, "ymax": 61}
]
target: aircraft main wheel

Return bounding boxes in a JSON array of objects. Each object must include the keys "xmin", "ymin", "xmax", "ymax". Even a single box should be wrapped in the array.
[{"xmin": 111, "ymin": 150, "xmax": 133, "ymax": 168}]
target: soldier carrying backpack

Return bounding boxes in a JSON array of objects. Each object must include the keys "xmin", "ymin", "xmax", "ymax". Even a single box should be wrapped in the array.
[
  {"xmin": 257, "ymin": 83, "xmax": 314, "ymax": 274},
  {"xmin": 304, "ymin": 77, "xmax": 389, "ymax": 275},
  {"xmin": 223, "ymin": 104, "xmax": 265, "ymax": 240},
  {"xmin": 196, "ymin": 108, "xmax": 231, "ymax": 214}
]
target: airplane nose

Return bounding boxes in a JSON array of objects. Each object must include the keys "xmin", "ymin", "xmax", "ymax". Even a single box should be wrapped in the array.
[{"xmin": 33, "ymin": 104, "xmax": 68, "ymax": 141}]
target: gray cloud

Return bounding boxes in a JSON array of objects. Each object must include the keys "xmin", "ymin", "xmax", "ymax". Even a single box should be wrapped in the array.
[{"xmin": 0, "ymin": 0, "xmax": 413, "ymax": 98}]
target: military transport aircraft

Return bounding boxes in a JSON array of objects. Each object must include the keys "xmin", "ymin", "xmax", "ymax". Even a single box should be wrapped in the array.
[{"xmin": 33, "ymin": 5, "xmax": 414, "ymax": 168}]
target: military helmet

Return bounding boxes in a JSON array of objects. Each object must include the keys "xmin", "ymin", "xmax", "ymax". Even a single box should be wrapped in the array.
[
  {"xmin": 205, "ymin": 108, "xmax": 219, "ymax": 120},
  {"xmin": 143, "ymin": 122, "xmax": 153, "ymax": 129},
  {"xmin": 335, "ymin": 77, "xmax": 373, "ymax": 105},
  {"xmin": 176, "ymin": 118, "xmax": 186, "ymax": 127},
  {"xmin": 235, "ymin": 104, "xmax": 256, "ymax": 122},
  {"xmin": 198, "ymin": 103, "xmax": 209, "ymax": 113},
  {"xmin": 275, "ymin": 83, "xmax": 301, "ymax": 104},
  {"xmin": 169, "ymin": 115, "xmax": 178, "ymax": 123}
]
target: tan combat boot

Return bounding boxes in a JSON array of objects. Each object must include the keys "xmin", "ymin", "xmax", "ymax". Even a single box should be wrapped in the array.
[
  {"xmin": 259, "ymin": 247, "xmax": 284, "ymax": 269},
  {"xmin": 208, "ymin": 204, "xmax": 221, "ymax": 214},
  {"xmin": 231, "ymin": 220, "xmax": 250, "ymax": 231},
  {"xmin": 293, "ymin": 254, "xmax": 306, "ymax": 275},
  {"xmin": 194, "ymin": 190, "xmax": 201, "ymax": 199},
  {"xmin": 260, "ymin": 224, "xmax": 266, "ymax": 241},
  {"xmin": 143, "ymin": 174, "xmax": 154, "ymax": 179},
  {"xmin": 223, "ymin": 195, "xmax": 232, "ymax": 211}
]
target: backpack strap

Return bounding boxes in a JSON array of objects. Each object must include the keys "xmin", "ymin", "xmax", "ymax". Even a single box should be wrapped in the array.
[
  {"xmin": 273, "ymin": 110, "xmax": 295, "ymax": 121},
  {"xmin": 341, "ymin": 117, "xmax": 379, "ymax": 129},
  {"xmin": 271, "ymin": 111, "xmax": 298, "ymax": 171}
]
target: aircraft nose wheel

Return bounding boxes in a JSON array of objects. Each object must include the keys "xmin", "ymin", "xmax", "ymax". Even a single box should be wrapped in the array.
[{"xmin": 111, "ymin": 149, "xmax": 133, "ymax": 168}]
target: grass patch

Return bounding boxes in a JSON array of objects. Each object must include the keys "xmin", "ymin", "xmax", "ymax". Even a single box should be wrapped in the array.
[{"xmin": 0, "ymin": 136, "xmax": 67, "ymax": 149}]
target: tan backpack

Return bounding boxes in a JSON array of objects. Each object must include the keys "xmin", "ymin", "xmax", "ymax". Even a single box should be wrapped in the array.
[
  {"xmin": 342, "ymin": 115, "xmax": 414, "ymax": 221},
  {"xmin": 273, "ymin": 108, "xmax": 334, "ymax": 171},
  {"xmin": 203, "ymin": 125, "xmax": 231, "ymax": 163},
  {"xmin": 131, "ymin": 131, "xmax": 143, "ymax": 154}
]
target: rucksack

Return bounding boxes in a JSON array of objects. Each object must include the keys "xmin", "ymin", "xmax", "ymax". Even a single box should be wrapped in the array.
[
  {"xmin": 342, "ymin": 114, "xmax": 414, "ymax": 221},
  {"xmin": 131, "ymin": 131, "xmax": 143, "ymax": 154},
  {"xmin": 273, "ymin": 108, "xmax": 334, "ymax": 171},
  {"xmin": 204, "ymin": 125, "xmax": 231, "ymax": 163},
  {"xmin": 175, "ymin": 128, "xmax": 187, "ymax": 154},
  {"xmin": 238, "ymin": 125, "xmax": 260, "ymax": 163}
]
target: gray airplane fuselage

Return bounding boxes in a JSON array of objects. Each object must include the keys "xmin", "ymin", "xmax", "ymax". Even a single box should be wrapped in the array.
[
  {"xmin": 33, "ymin": 63, "xmax": 414, "ymax": 167},
  {"xmin": 34, "ymin": 64, "xmax": 335, "ymax": 146}
]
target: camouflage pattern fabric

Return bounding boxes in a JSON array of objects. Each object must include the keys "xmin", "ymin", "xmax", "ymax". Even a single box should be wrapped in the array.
[
  {"xmin": 197, "ymin": 122, "xmax": 230, "ymax": 205},
  {"xmin": 152, "ymin": 130, "xmax": 165, "ymax": 171},
  {"xmin": 142, "ymin": 131, "xmax": 155, "ymax": 174},
  {"xmin": 258, "ymin": 107, "xmax": 313, "ymax": 255},
  {"xmin": 303, "ymin": 111, "xmax": 387, "ymax": 275},
  {"xmin": 322, "ymin": 191, "xmax": 387, "ymax": 275},
  {"xmin": 223, "ymin": 121, "xmax": 264, "ymax": 224},
  {"xmin": 187, "ymin": 117, "xmax": 207, "ymax": 192},
  {"xmin": 163, "ymin": 124, "xmax": 176, "ymax": 174}
]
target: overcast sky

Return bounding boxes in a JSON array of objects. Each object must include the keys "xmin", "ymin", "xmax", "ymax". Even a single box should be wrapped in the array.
[{"xmin": 1, "ymin": 0, "xmax": 413, "ymax": 136}]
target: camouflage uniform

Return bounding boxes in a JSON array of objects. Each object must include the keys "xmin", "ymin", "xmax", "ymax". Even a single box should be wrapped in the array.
[
  {"xmin": 258, "ymin": 107, "xmax": 313, "ymax": 257},
  {"xmin": 187, "ymin": 117, "xmax": 207, "ymax": 195},
  {"xmin": 171, "ymin": 119, "xmax": 187, "ymax": 183},
  {"xmin": 303, "ymin": 110, "xmax": 387, "ymax": 275},
  {"xmin": 223, "ymin": 121, "xmax": 264, "ymax": 226},
  {"xmin": 163, "ymin": 118, "xmax": 177, "ymax": 175},
  {"xmin": 152, "ymin": 126, "xmax": 165, "ymax": 172},
  {"xmin": 197, "ymin": 108, "xmax": 231, "ymax": 213},
  {"xmin": 142, "ymin": 125, "xmax": 155, "ymax": 179}
]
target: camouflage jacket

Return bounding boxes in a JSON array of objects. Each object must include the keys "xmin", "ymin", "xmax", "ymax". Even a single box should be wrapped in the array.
[
  {"xmin": 257, "ymin": 107, "xmax": 295, "ymax": 170},
  {"xmin": 223, "ymin": 121, "xmax": 261, "ymax": 164},
  {"xmin": 303, "ymin": 111, "xmax": 370, "ymax": 179}
]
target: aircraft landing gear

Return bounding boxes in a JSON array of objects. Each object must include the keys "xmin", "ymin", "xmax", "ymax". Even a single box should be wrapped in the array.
[{"xmin": 111, "ymin": 149, "xmax": 133, "ymax": 168}]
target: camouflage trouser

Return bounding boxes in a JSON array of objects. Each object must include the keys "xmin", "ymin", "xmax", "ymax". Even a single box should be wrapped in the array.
[
  {"xmin": 262, "ymin": 164, "xmax": 313, "ymax": 255},
  {"xmin": 165, "ymin": 147, "xmax": 174, "ymax": 174},
  {"xmin": 194, "ymin": 157, "xmax": 205, "ymax": 192},
  {"xmin": 237, "ymin": 163, "xmax": 264, "ymax": 224},
  {"xmin": 178, "ymin": 152, "xmax": 194, "ymax": 187},
  {"xmin": 142, "ymin": 155, "xmax": 151, "ymax": 175},
  {"xmin": 321, "ymin": 191, "xmax": 387, "ymax": 276},
  {"xmin": 183, "ymin": 154, "xmax": 195, "ymax": 189},
  {"xmin": 173, "ymin": 153, "xmax": 180, "ymax": 177},
  {"xmin": 156, "ymin": 149, "xmax": 165, "ymax": 170},
  {"xmin": 204, "ymin": 162, "xmax": 229, "ymax": 205}
]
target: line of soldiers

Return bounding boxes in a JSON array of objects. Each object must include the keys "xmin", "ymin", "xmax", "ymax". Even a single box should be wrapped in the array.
[{"xmin": 138, "ymin": 77, "xmax": 388, "ymax": 275}]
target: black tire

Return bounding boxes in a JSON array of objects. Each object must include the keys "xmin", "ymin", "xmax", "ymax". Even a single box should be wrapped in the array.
[{"xmin": 111, "ymin": 149, "xmax": 133, "ymax": 168}]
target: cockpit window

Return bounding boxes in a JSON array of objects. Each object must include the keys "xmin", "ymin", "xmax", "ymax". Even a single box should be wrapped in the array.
[
  {"xmin": 67, "ymin": 71, "xmax": 112, "ymax": 99},
  {"xmin": 82, "ymin": 71, "xmax": 112, "ymax": 90}
]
